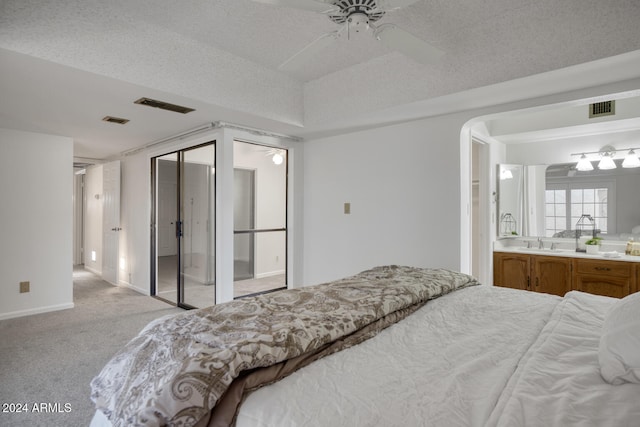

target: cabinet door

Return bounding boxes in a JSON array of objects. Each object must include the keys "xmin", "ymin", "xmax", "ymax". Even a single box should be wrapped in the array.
[
  {"xmin": 532, "ymin": 255, "xmax": 572, "ymax": 296},
  {"xmin": 575, "ymin": 275, "xmax": 630, "ymax": 298},
  {"xmin": 494, "ymin": 252, "xmax": 530, "ymax": 291}
]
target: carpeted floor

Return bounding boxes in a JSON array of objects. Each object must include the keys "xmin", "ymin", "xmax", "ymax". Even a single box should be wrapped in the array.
[{"xmin": 0, "ymin": 268, "xmax": 183, "ymax": 427}]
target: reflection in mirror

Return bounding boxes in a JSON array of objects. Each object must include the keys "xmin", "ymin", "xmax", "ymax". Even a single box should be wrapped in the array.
[
  {"xmin": 497, "ymin": 164, "xmax": 523, "ymax": 236},
  {"xmin": 545, "ymin": 160, "xmax": 640, "ymax": 239}
]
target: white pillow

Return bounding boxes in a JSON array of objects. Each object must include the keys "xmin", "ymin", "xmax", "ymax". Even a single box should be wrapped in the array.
[{"xmin": 599, "ymin": 291, "xmax": 640, "ymax": 384}]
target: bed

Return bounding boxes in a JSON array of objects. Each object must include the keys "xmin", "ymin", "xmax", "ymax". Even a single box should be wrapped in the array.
[{"xmin": 90, "ymin": 265, "xmax": 640, "ymax": 427}]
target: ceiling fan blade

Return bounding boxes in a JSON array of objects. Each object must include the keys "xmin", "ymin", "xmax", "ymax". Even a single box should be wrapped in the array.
[
  {"xmin": 251, "ymin": 0, "xmax": 337, "ymax": 13},
  {"xmin": 278, "ymin": 31, "xmax": 339, "ymax": 71},
  {"xmin": 375, "ymin": 24, "xmax": 444, "ymax": 64},
  {"xmin": 378, "ymin": 0, "xmax": 421, "ymax": 10}
]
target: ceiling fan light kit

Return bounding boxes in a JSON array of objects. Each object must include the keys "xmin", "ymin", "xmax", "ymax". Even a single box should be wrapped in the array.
[{"xmin": 253, "ymin": 0, "xmax": 443, "ymax": 70}]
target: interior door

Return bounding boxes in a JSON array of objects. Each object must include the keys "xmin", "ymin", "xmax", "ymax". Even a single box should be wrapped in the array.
[
  {"xmin": 233, "ymin": 141, "xmax": 287, "ymax": 298},
  {"xmin": 102, "ymin": 160, "xmax": 120, "ymax": 285}
]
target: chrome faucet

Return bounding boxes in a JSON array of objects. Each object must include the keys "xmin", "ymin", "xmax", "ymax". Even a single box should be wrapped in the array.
[{"xmin": 538, "ymin": 237, "xmax": 544, "ymax": 250}]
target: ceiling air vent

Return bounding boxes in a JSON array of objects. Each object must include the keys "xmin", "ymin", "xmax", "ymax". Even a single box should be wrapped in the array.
[
  {"xmin": 102, "ymin": 116, "xmax": 130, "ymax": 125},
  {"xmin": 134, "ymin": 97, "xmax": 195, "ymax": 114},
  {"xmin": 589, "ymin": 100, "xmax": 615, "ymax": 118}
]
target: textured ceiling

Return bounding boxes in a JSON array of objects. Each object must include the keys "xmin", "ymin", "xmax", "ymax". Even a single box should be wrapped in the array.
[{"xmin": 1, "ymin": 0, "xmax": 640, "ymax": 158}]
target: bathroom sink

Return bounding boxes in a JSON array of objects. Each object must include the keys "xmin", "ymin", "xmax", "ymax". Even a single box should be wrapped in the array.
[{"xmin": 516, "ymin": 247, "xmax": 574, "ymax": 254}]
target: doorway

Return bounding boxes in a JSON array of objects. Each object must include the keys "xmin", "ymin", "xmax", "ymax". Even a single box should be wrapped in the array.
[
  {"xmin": 470, "ymin": 138, "xmax": 490, "ymax": 284},
  {"xmin": 151, "ymin": 142, "xmax": 215, "ymax": 309},
  {"xmin": 233, "ymin": 141, "xmax": 288, "ymax": 298}
]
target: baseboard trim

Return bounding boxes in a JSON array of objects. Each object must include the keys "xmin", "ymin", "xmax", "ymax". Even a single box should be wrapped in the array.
[
  {"xmin": 84, "ymin": 266, "xmax": 101, "ymax": 276},
  {"xmin": 0, "ymin": 302, "xmax": 75, "ymax": 321},
  {"xmin": 255, "ymin": 269, "xmax": 286, "ymax": 279},
  {"xmin": 118, "ymin": 281, "xmax": 149, "ymax": 296}
]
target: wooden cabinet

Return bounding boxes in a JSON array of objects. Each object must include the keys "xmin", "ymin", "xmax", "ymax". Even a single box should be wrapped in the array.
[
  {"xmin": 532, "ymin": 255, "xmax": 572, "ymax": 296},
  {"xmin": 494, "ymin": 252, "xmax": 638, "ymax": 298},
  {"xmin": 493, "ymin": 253, "xmax": 530, "ymax": 291},
  {"xmin": 574, "ymin": 259, "xmax": 634, "ymax": 298},
  {"xmin": 494, "ymin": 252, "xmax": 571, "ymax": 296}
]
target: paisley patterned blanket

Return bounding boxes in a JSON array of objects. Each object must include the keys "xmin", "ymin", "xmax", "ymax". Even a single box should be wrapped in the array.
[{"xmin": 91, "ymin": 266, "xmax": 478, "ymax": 427}]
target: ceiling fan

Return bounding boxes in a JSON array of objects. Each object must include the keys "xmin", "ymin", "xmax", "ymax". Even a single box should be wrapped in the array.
[{"xmin": 252, "ymin": 0, "xmax": 444, "ymax": 71}]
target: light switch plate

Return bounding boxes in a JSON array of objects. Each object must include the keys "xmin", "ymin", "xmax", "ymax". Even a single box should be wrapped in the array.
[
  {"xmin": 344, "ymin": 202, "xmax": 351, "ymax": 214},
  {"xmin": 20, "ymin": 281, "xmax": 30, "ymax": 293}
]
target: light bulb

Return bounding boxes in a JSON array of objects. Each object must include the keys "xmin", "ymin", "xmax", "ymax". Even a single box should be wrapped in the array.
[{"xmin": 272, "ymin": 153, "xmax": 284, "ymax": 165}]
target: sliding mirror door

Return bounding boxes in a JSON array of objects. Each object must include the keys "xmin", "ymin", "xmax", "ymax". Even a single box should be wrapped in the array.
[
  {"xmin": 180, "ymin": 145, "xmax": 215, "ymax": 307},
  {"xmin": 152, "ymin": 142, "xmax": 215, "ymax": 309},
  {"xmin": 155, "ymin": 153, "xmax": 179, "ymax": 304}
]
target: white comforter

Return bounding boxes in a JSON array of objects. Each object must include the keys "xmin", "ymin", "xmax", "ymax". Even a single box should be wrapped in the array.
[
  {"xmin": 236, "ymin": 285, "xmax": 559, "ymax": 427},
  {"xmin": 487, "ymin": 291, "xmax": 640, "ymax": 427}
]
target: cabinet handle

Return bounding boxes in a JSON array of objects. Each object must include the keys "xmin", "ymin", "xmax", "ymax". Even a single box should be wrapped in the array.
[
  {"xmin": 595, "ymin": 267, "xmax": 611, "ymax": 271},
  {"xmin": 536, "ymin": 277, "xmax": 539, "ymax": 288}
]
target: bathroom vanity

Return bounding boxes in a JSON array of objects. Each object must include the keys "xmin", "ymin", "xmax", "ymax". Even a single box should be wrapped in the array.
[{"xmin": 493, "ymin": 239, "xmax": 639, "ymax": 298}]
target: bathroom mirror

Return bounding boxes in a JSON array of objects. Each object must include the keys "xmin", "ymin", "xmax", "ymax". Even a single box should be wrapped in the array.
[
  {"xmin": 497, "ymin": 161, "xmax": 640, "ymax": 239},
  {"xmin": 497, "ymin": 164, "xmax": 524, "ymax": 236}
]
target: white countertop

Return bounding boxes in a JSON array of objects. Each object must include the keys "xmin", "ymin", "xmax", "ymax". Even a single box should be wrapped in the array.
[
  {"xmin": 494, "ymin": 245, "xmax": 640, "ymax": 263},
  {"xmin": 494, "ymin": 237, "xmax": 640, "ymax": 263}
]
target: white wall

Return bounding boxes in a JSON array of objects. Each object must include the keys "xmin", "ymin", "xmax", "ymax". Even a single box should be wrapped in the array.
[
  {"xmin": 0, "ymin": 128, "xmax": 73, "ymax": 319},
  {"xmin": 302, "ymin": 116, "xmax": 464, "ymax": 285}
]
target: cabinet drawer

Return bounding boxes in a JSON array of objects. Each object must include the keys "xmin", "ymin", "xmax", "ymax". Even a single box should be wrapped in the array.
[
  {"xmin": 574, "ymin": 259, "xmax": 632, "ymax": 278},
  {"xmin": 575, "ymin": 275, "xmax": 631, "ymax": 299}
]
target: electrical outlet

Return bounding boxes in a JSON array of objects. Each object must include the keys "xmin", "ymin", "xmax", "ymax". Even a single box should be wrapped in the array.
[
  {"xmin": 19, "ymin": 281, "xmax": 30, "ymax": 293},
  {"xmin": 344, "ymin": 202, "xmax": 351, "ymax": 214}
]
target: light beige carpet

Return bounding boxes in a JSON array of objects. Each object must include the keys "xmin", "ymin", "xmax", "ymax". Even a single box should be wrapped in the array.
[{"xmin": 0, "ymin": 268, "xmax": 182, "ymax": 427}]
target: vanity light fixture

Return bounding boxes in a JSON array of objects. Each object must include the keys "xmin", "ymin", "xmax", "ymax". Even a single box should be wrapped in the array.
[
  {"xmin": 571, "ymin": 145, "xmax": 640, "ymax": 171},
  {"xmin": 622, "ymin": 149, "xmax": 640, "ymax": 168}
]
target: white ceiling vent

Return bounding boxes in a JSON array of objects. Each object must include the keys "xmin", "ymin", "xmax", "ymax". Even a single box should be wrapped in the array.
[
  {"xmin": 589, "ymin": 100, "xmax": 615, "ymax": 118},
  {"xmin": 134, "ymin": 97, "xmax": 195, "ymax": 114}
]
